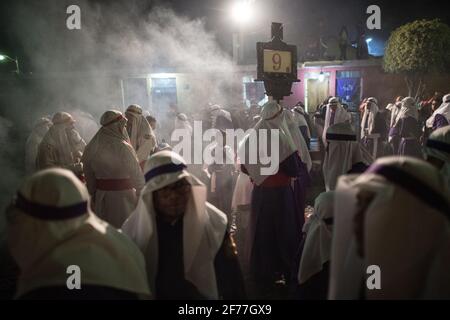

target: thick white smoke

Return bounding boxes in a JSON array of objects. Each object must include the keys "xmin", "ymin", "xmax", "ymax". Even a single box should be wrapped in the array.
[
  {"xmin": 0, "ymin": 1, "xmax": 242, "ymax": 232},
  {"xmin": 9, "ymin": 0, "xmax": 239, "ymax": 119}
]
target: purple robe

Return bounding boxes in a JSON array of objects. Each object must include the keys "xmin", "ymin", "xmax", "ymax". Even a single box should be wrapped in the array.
[
  {"xmin": 242, "ymin": 152, "xmax": 303, "ymax": 296},
  {"xmin": 390, "ymin": 116, "xmax": 422, "ymax": 159},
  {"xmin": 299, "ymin": 126, "xmax": 310, "ymax": 149},
  {"xmin": 433, "ymin": 114, "xmax": 449, "ymax": 131}
]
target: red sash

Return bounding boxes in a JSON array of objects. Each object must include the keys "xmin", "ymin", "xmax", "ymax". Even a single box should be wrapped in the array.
[{"xmin": 96, "ymin": 178, "xmax": 133, "ymax": 191}]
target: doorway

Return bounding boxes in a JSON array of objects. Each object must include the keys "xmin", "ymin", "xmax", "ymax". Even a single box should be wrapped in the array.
[
  {"xmin": 304, "ymin": 72, "xmax": 330, "ymax": 113},
  {"xmin": 151, "ymin": 77, "xmax": 177, "ymax": 120}
]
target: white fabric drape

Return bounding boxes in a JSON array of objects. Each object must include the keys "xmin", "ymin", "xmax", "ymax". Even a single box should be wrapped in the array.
[
  {"xmin": 122, "ymin": 151, "xmax": 227, "ymax": 299},
  {"xmin": 8, "ymin": 168, "xmax": 150, "ymax": 299}
]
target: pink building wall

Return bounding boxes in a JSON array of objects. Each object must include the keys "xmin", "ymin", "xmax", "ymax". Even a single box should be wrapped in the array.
[
  {"xmin": 239, "ymin": 61, "xmax": 450, "ymax": 110},
  {"xmin": 282, "ymin": 65, "xmax": 369, "ymax": 108}
]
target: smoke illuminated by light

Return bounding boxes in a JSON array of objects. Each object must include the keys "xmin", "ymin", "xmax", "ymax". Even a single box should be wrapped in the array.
[{"xmin": 150, "ymin": 73, "xmax": 176, "ymax": 79}]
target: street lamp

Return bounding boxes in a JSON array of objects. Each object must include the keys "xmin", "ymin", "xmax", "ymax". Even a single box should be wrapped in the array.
[
  {"xmin": 231, "ymin": 0, "xmax": 253, "ymax": 25},
  {"xmin": 0, "ymin": 54, "xmax": 20, "ymax": 74},
  {"xmin": 231, "ymin": 1, "xmax": 254, "ymax": 64}
]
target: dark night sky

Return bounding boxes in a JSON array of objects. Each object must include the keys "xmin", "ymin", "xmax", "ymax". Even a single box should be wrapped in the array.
[{"xmin": 0, "ymin": 0, "xmax": 449, "ymax": 73}]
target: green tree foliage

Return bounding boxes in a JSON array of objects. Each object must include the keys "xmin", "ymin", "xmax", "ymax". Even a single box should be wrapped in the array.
[{"xmin": 383, "ymin": 19, "xmax": 450, "ymax": 98}]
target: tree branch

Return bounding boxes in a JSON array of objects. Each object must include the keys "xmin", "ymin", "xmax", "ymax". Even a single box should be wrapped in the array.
[{"xmin": 415, "ymin": 77, "xmax": 423, "ymax": 101}]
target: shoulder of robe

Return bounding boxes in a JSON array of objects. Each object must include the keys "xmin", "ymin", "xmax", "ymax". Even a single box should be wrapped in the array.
[
  {"xmin": 116, "ymin": 140, "xmax": 139, "ymax": 160},
  {"xmin": 90, "ymin": 215, "xmax": 144, "ymax": 260},
  {"xmin": 114, "ymin": 228, "xmax": 145, "ymax": 258},
  {"xmin": 204, "ymin": 204, "xmax": 229, "ymax": 255},
  {"xmin": 205, "ymin": 202, "xmax": 228, "ymax": 231},
  {"xmin": 120, "ymin": 140, "xmax": 137, "ymax": 152}
]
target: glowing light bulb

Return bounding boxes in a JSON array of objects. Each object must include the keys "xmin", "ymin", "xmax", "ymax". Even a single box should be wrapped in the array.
[
  {"xmin": 318, "ymin": 71, "xmax": 325, "ymax": 82},
  {"xmin": 232, "ymin": 1, "xmax": 252, "ymax": 25}
]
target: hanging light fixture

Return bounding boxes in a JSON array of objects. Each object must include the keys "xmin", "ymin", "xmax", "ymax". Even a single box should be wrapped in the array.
[{"xmin": 318, "ymin": 70, "xmax": 325, "ymax": 82}]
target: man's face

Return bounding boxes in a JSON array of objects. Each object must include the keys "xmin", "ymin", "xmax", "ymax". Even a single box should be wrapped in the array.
[
  {"xmin": 431, "ymin": 100, "xmax": 439, "ymax": 111},
  {"xmin": 330, "ymin": 104, "xmax": 338, "ymax": 111},
  {"xmin": 153, "ymin": 178, "xmax": 191, "ymax": 223}
]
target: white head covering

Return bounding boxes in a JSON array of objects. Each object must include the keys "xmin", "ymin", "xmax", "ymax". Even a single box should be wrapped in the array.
[
  {"xmin": 395, "ymin": 97, "xmax": 418, "ymax": 125},
  {"xmin": 122, "ymin": 151, "xmax": 227, "ymax": 299},
  {"xmin": 52, "ymin": 111, "xmax": 75, "ymax": 125},
  {"xmin": 125, "ymin": 105, "xmax": 156, "ymax": 162},
  {"xmin": 39, "ymin": 112, "xmax": 78, "ymax": 166},
  {"xmin": 387, "ymin": 101, "xmax": 403, "ymax": 128},
  {"xmin": 25, "ymin": 117, "xmax": 52, "ymax": 173},
  {"xmin": 101, "ymin": 110, "xmax": 130, "ymax": 139},
  {"xmin": 386, "ymin": 103, "xmax": 394, "ymax": 128},
  {"xmin": 360, "ymin": 97, "xmax": 379, "ymax": 138},
  {"xmin": 292, "ymin": 107, "xmax": 311, "ymax": 138},
  {"xmin": 323, "ymin": 122, "xmax": 365, "ymax": 191},
  {"xmin": 298, "ymin": 191, "xmax": 334, "ymax": 284},
  {"xmin": 426, "ymin": 94, "xmax": 450, "ymax": 128},
  {"xmin": 282, "ymin": 108, "xmax": 312, "ymax": 172},
  {"xmin": 425, "ymin": 125, "xmax": 450, "ymax": 190},
  {"xmin": 7, "ymin": 168, "xmax": 150, "ymax": 298},
  {"xmin": 323, "ymin": 97, "xmax": 351, "ymax": 145},
  {"xmin": 329, "ymin": 156, "xmax": 450, "ymax": 299},
  {"xmin": 82, "ymin": 110, "xmax": 134, "ymax": 165},
  {"xmin": 126, "ymin": 105, "xmax": 151, "ymax": 148},
  {"xmin": 239, "ymin": 101, "xmax": 305, "ymax": 185},
  {"xmin": 174, "ymin": 113, "xmax": 193, "ymax": 136},
  {"xmin": 209, "ymin": 104, "xmax": 232, "ymax": 128},
  {"xmin": 31, "ymin": 117, "xmax": 52, "ymax": 136}
]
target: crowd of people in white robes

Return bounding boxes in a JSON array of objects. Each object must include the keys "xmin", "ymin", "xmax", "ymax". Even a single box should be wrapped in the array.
[{"xmin": 3, "ymin": 93, "xmax": 450, "ymax": 300}]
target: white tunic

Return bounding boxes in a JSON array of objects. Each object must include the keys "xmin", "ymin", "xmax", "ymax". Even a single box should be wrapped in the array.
[{"xmin": 82, "ymin": 128, "xmax": 145, "ymax": 228}]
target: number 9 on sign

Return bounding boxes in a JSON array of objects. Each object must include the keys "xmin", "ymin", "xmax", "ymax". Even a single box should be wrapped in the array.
[{"xmin": 263, "ymin": 49, "xmax": 292, "ymax": 74}]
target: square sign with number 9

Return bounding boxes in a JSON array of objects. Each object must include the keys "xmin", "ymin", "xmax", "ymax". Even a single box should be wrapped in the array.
[{"xmin": 263, "ymin": 49, "xmax": 292, "ymax": 74}]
